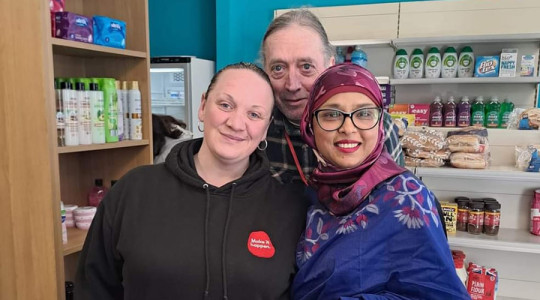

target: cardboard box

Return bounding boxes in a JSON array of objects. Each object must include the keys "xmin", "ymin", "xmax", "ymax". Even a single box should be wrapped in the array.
[
  {"xmin": 520, "ymin": 55, "xmax": 536, "ymax": 77},
  {"xmin": 408, "ymin": 103, "xmax": 430, "ymax": 126},
  {"xmin": 499, "ymin": 48, "xmax": 518, "ymax": 77},
  {"xmin": 441, "ymin": 202, "xmax": 458, "ymax": 233},
  {"xmin": 388, "ymin": 104, "xmax": 409, "ymax": 115},
  {"xmin": 474, "ymin": 56, "xmax": 499, "ymax": 77}
]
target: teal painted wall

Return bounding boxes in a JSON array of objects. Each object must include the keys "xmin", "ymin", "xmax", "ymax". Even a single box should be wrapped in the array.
[
  {"xmin": 149, "ymin": 0, "xmax": 216, "ymax": 60},
  {"xmin": 148, "ymin": 0, "xmax": 430, "ymax": 67},
  {"xmin": 215, "ymin": 0, "xmax": 430, "ymax": 69}
]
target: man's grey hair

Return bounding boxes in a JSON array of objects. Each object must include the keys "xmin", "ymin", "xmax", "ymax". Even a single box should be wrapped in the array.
[{"xmin": 259, "ymin": 8, "xmax": 335, "ymax": 67}]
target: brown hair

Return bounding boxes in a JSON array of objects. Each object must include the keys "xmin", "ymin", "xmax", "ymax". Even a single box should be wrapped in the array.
[{"xmin": 205, "ymin": 62, "xmax": 272, "ymax": 97}]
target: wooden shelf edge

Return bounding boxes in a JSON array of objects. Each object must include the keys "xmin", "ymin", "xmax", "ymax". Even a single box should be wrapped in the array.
[
  {"xmin": 57, "ymin": 139, "xmax": 149, "ymax": 154},
  {"xmin": 63, "ymin": 228, "xmax": 88, "ymax": 256},
  {"xmin": 51, "ymin": 38, "xmax": 147, "ymax": 58},
  {"xmin": 448, "ymin": 229, "xmax": 540, "ymax": 254}
]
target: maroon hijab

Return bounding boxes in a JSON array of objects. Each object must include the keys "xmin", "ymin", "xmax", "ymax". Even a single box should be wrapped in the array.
[{"xmin": 300, "ymin": 63, "xmax": 405, "ymax": 216}]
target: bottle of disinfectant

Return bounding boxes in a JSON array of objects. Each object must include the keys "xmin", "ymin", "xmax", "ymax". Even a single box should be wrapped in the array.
[
  {"xmin": 457, "ymin": 96, "xmax": 471, "ymax": 127},
  {"xmin": 429, "ymin": 96, "xmax": 444, "ymax": 127},
  {"xmin": 393, "ymin": 49, "xmax": 409, "ymax": 79},
  {"xmin": 425, "ymin": 47, "xmax": 442, "ymax": 78},
  {"xmin": 444, "ymin": 96, "xmax": 457, "ymax": 127},
  {"xmin": 442, "ymin": 47, "xmax": 458, "ymax": 78},
  {"xmin": 499, "ymin": 98, "xmax": 515, "ymax": 128},
  {"xmin": 485, "ymin": 96, "xmax": 501, "ymax": 128},
  {"xmin": 471, "ymin": 96, "xmax": 485, "ymax": 126},
  {"xmin": 409, "ymin": 48, "xmax": 424, "ymax": 79}
]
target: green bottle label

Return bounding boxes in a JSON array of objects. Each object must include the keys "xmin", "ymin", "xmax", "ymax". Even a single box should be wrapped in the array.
[
  {"xmin": 444, "ymin": 55, "xmax": 457, "ymax": 67},
  {"xmin": 460, "ymin": 54, "xmax": 472, "ymax": 67},
  {"xmin": 427, "ymin": 56, "xmax": 440, "ymax": 67},
  {"xmin": 396, "ymin": 57, "xmax": 408, "ymax": 69},
  {"xmin": 411, "ymin": 57, "xmax": 422, "ymax": 68},
  {"xmin": 471, "ymin": 111, "xmax": 483, "ymax": 125}
]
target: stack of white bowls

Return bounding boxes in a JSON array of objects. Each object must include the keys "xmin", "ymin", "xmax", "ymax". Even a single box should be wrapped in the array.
[{"xmin": 73, "ymin": 206, "xmax": 97, "ymax": 230}]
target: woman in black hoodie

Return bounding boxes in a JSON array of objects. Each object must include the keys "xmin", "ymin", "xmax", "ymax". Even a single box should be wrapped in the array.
[{"xmin": 75, "ymin": 62, "xmax": 308, "ymax": 300}]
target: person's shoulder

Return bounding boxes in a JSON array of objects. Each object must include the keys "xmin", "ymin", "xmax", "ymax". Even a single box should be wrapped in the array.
[{"xmin": 265, "ymin": 178, "xmax": 310, "ymax": 209}]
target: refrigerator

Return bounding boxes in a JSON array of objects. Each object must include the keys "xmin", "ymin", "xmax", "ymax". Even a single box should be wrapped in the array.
[{"xmin": 150, "ymin": 56, "xmax": 215, "ymax": 138}]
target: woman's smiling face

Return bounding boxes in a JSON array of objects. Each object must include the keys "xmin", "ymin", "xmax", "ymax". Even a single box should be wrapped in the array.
[{"xmin": 313, "ymin": 92, "xmax": 380, "ymax": 169}]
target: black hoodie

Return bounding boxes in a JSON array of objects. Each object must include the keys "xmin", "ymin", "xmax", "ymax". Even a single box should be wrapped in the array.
[{"xmin": 75, "ymin": 139, "xmax": 309, "ymax": 300}]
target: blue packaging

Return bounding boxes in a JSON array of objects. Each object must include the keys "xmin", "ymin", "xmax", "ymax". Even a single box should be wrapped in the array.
[
  {"xmin": 474, "ymin": 56, "xmax": 499, "ymax": 77},
  {"xmin": 93, "ymin": 16, "xmax": 126, "ymax": 49}
]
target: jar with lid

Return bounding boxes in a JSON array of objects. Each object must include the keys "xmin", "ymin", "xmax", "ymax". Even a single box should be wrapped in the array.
[
  {"xmin": 456, "ymin": 199, "xmax": 469, "ymax": 232},
  {"xmin": 484, "ymin": 202, "xmax": 501, "ymax": 235},
  {"xmin": 468, "ymin": 201, "xmax": 484, "ymax": 235}
]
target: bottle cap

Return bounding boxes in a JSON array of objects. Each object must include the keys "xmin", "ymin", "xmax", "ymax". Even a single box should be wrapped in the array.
[
  {"xmin": 396, "ymin": 49, "xmax": 407, "ymax": 56},
  {"xmin": 428, "ymin": 47, "xmax": 440, "ymax": 54},
  {"xmin": 412, "ymin": 48, "xmax": 423, "ymax": 55},
  {"xmin": 115, "ymin": 80, "xmax": 121, "ymax": 89},
  {"xmin": 461, "ymin": 96, "xmax": 470, "ymax": 102},
  {"xmin": 60, "ymin": 81, "xmax": 72, "ymax": 89},
  {"xmin": 89, "ymin": 83, "xmax": 99, "ymax": 91},
  {"xmin": 469, "ymin": 201, "xmax": 485, "ymax": 209},
  {"xmin": 454, "ymin": 196, "xmax": 470, "ymax": 202},
  {"xmin": 355, "ymin": 45, "xmax": 363, "ymax": 50},
  {"xmin": 75, "ymin": 82, "xmax": 85, "ymax": 91},
  {"xmin": 122, "ymin": 81, "xmax": 128, "ymax": 90},
  {"xmin": 95, "ymin": 179, "xmax": 103, "ymax": 186},
  {"xmin": 445, "ymin": 47, "xmax": 457, "ymax": 53},
  {"xmin": 485, "ymin": 202, "xmax": 501, "ymax": 210},
  {"xmin": 129, "ymin": 81, "xmax": 139, "ymax": 90},
  {"xmin": 461, "ymin": 46, "xmax": 473, "ymax": 53}
]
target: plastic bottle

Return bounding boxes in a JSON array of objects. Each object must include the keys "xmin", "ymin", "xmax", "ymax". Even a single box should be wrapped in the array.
[
  {"xmin": 128, "ymin": 81, "xmax": 143, "ymax": 140},
  {"xmin": 76, "ymin": 82, "xmax": 92, "ymax": 145},
  {"xmin": 409, "ymin": 48, "xmax": 424, "ymax": 79},
  {"xmin": 425, "ymin": 47, "xmax": 442, "ymax": 78},
  {"xmin": 444, "ymin": 96, "xmax": 457, "ymax": 127},
  {"xmin": 88, "ymin": 179, "xmax": 108, "ymax": 207},
  {"xmin": 335, "ymin": 46, "xmax": 345, "ymax": 64},
  {"xmin": 122, "ymin": 81, "xmax": 130, "ymax": 139},
  {"xmin": 457, "ymin": 96, "xmax": 472, "ymax": 127},
  {"xmin": 100, "ymin": 78, "xmax": 119, "ymax": 143},
  {"xmin": 61, "ymin": 201, "xmax": 67, "ymax": 244},
  {"xmin": 61, "ymin": 81, "xmax": 79, "ymax": 146},
  {"xmin": 351, "ymin": 45, "xmax": 368, "ymax": 68},
  {"xmin": 458, "ymin": 46, "xmax": 475, "ymax": 78},
  {"xmin": 442, "ymin": 47, "xmax": 458, "ymax": 78},
  {"xmin": 393, "ymin": 49, "xmax": 409, "ymax": 79},
  {"xmin": 471, "ymin": 96, "xmax": 485, "ymax": 126},
  {"xmin": 89, "ymin": 83, "xmax": 105, "ymax": 144},
  {"xmin": 115, "ymin": 81, "xmax": 125, "ymax": 141},
  {"xmin": 499, "ymin": 98, "xmax": 515, "ymax": 128},
  {"xmin": 55, "ymin": 79, "xmax": 66, "ymax": 147},
  {"xmin": 429, "ymin": 96, "xmax": 444, "ymax": 127},
  {"xmin": 485, "ymin": 96, "xmax": 501, "ymax": 128}
]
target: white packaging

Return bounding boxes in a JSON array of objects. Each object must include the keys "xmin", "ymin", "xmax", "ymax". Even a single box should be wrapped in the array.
[
  {"xmin": 122, "ymin": 81, "xmax": 130, "ymax": 139},
  {"xmin": 89, "ymin": 87, "xmax": 105, "ymax": 144},
  {"xmin": 115, "ymin": 81, "xmax": 125, "ymax": 141},
  {"xmin": 441, "ymin": 47, "xmax": 458, "ymax": 78},
  {"xmin": 77, "ymin": 84, "xmax": 92, "ymax": 145},
  {"xmin": 62, "ymin": 83, "xmax": 79, "ymax": 146},
  {"xmin": 128, "ymin": 81, "xmax": 143, "ymax": 140},
  {"xmin": 61, "ymin": 201, "xmax": 68, "ymax": 244},
  {"xmin": 499, "ymin": 48, "xmax": 518, "ymax": 77},
  {"xmin": 520, "ymin": 55, "xmax": 536, "ymax": 77}
]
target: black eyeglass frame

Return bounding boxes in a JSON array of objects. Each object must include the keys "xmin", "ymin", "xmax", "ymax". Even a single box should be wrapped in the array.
[{"xmin": 313, "ymin": 107, "xmax": 383, "ymax": 132}]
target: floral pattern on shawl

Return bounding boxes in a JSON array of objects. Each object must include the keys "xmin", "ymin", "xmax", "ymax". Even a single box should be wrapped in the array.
[{"xmin": 297, "ymin": 172, "xmax": 440, "ymax": 265}]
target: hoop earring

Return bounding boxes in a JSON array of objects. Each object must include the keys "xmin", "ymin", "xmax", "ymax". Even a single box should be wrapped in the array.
[
  {"xmin": 197, "ymin": 121, "xmax": 204, "ymax": 132},
  {"xmin": 257, "ymin": 140, "xmax": 268, "ymax": 151}
]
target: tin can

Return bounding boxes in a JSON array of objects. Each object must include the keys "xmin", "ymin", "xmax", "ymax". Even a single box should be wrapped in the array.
[{"xmin": 531, "ymin": 189, "xmax": 540, "ymax": 236}]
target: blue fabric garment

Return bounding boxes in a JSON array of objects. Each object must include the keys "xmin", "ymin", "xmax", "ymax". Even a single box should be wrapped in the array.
[{"xmin": 292, "ymin": 171, "xmax": 470, "ymax": 300}]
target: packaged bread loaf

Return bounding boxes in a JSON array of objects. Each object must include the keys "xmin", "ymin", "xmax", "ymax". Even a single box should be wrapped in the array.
[
  {"xmin": 446, "ymin": 135, "xmax": 489, "ymax": 153},
  {"xmin": 405, "ymin": 148, "xmax": 451, "ymax": 160},
  {"xmin": 450, "ymin": 152, "xmax": 488, "ymax": 169},
  {"xmin": 401, "ymin": 129, "xmax": 446, "ymax": 152},
  {"xmin": 405, "ymin": 156, "xmax": 446, "ymax": 168},
  {"xmin": 518, "ymin": 108, "xmax": 540, "ymax": 129}
]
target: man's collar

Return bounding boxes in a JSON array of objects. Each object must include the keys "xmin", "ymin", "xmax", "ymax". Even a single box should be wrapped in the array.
[{"xmin": 273, "ymin": 109, "xmax": 302, "ymax": 136}]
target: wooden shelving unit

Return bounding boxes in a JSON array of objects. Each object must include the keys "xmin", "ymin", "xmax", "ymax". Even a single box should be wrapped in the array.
[{"xmin": 1, "ymin": 0, "xmax": 152, "ymax": 299}]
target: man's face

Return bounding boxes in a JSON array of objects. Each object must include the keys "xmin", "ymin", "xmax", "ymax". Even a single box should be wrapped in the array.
[{"xmin": 263, "ymin": 24, "xmax": 334, "ymax": 123}]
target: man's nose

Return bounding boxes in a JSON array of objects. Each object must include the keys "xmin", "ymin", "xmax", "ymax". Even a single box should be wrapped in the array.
[{"xmin": 285, "ymin": 69, "xmax": 302, "ymax": 92}]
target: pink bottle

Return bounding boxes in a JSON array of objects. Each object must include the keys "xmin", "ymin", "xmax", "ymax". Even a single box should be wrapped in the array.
[
  {"xmin": 443, "ymin": 96, "xmax": 457, "ymax": 127},
  {"xmin": 429, "ymin": 96, "xmax": 443, "ymax": 127},
  {"xmin": 88, "ymin": 178, "xmax": 108, "ymax": 207},
  {"xmin": 457, "ymin": 96, "xmax": 472, "ymax": 127}
]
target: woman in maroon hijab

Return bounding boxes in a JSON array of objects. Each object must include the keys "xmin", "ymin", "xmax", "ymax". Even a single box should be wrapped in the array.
[{"xmin": 292, "ymin": 63, "xmax": 469, "ymax": 300}]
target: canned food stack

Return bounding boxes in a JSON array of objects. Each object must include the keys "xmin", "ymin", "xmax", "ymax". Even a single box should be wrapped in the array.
[{"xmin": 73, "ymin": 206, "xmax": 97, "ymax": 230}]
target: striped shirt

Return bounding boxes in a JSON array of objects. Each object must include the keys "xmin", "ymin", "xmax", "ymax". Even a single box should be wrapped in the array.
[{"xmin": 266, "ymin": 110, "xmax": 404, "ymax": 184}]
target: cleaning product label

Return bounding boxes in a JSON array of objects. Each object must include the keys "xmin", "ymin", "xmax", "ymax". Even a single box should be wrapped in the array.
[
  {"xmin": 458, "ymin": 53, "xmax": 474, "ymax": 77},
  {"xmin": 499, "ymin": 49, "xmax": 518, "ymax": 77},
  {"xmin": 442, "ymin": 54, "xmax": 458, "ymax": 78},
  {"xmin": 520, "ymin": 55, "xmax": 536, "ymax": 77},
  {"xmin": 425, "ymin": 54, "xmax": 441, "ymax": 78},
  {"xmin": 474, "ymin": 56, "xmax": 499, "ymax": 77},
  {"xmin": 409, "ymin": 56, "xmax": 424, "ymax": 78}
]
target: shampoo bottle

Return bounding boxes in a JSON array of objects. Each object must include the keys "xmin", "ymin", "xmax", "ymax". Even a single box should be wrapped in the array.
[
  {"xmin": 62, "ymin": 81, "xmax": 79, "ymax": 146},
  {"xmin": 76, "ymin": 82, "xmax": 92, "ymax": 145},
  {"xmin": 393, "ymin": 49, "xmax": 409, "ymax": 79},
  {"xmin": 128, "ymin": 81, "xmax": 143, "ymax": 140},
  {"xmin": 409, "ymin": 48, "xmax": 424, "ymax": 79},
  {"xmin": 458, "ymin": 46, "xmax": 475, "ymax": 78},
  {"xmin": 425, "ymin": 47, "xmax": 442, "ymax": 78},
  {"xmin": 442, "ymin": 47, "xmax": 458, "ymax": 78},
  {"xmin": 89, "ymin": 83, "xmax": 106, "ymax": 144}
]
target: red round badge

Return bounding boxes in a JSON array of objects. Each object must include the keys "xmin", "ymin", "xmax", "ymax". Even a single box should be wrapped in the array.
[{"xmin": 247, "ymin": 231, "xmax": 275, "ymax": 258}]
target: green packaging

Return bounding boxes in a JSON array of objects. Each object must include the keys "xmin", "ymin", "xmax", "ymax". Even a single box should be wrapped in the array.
[{"xmin": 98, "ymin": 78, "xmax": 119, "ymax": 143}]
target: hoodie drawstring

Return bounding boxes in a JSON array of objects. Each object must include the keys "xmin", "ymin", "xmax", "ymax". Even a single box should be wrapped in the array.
[
  {"xmin": 203, "ymin": 184, "xmax": 211, "ymax": 300},
  {"xmin": 221, "ymin": 182, "xmax": 236, "ymax": 300}
]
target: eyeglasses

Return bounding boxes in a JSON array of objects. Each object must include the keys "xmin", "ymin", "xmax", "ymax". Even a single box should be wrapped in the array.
[{"xmin": 314, "ymin": 107, "xmax": 382, "ymax": 131}]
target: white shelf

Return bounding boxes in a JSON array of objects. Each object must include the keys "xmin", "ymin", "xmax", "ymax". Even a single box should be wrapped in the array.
[
  {"xmin": 390, "ymin": 77, "xmax": 540, "ymax": 85},
  {"xmin": 330, "ymin": 39, "xmax": 391, "ymax": 47},
  {"xmin": 448, "ymin": 228, "xmax": 540, "ymax": 254},
  {"xmin": 330, "ymin": 33, "xmax": 540, "ymax": 49},
  {"xmin": 415, "ymin": 166, "xmax": 540, "ymax": 182}
]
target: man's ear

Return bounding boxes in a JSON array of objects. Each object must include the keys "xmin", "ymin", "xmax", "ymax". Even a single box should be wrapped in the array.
[{"xmin": 198, "ymin": 93, "xmax": 207, "ymax": 121}]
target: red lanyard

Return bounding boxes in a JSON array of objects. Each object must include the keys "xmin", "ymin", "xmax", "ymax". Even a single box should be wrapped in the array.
[{"xmin": 284, "ymin": 132, "xmax": 308, "ymax": 186}]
